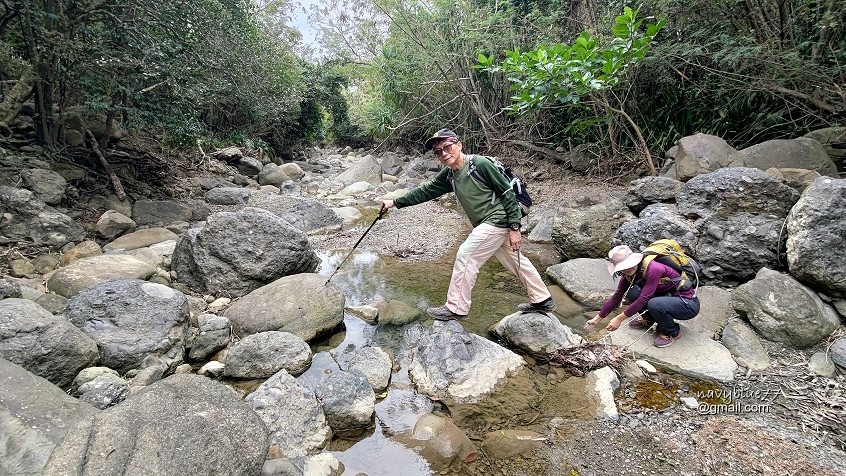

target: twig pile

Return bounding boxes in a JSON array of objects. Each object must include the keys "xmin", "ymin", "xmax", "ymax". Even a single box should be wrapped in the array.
[{"xmin": 541, "ymin": 341, "xmax": 629, "ymax": 377}]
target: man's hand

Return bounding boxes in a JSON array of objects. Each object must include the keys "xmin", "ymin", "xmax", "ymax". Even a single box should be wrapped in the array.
[
  {"xmin": 508, "ymin": 229, "xmax": 521, "ymax": 251},
  {"xmin": 380, "ymin": 200, "xmax": 395, "ymax": 213}
]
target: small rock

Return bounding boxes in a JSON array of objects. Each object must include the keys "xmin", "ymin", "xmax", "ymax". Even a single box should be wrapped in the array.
[
  {"xmin": 199, "ymin": 361, "xmax": 225, "ymax": 377},
  {"xmin": 808, "ymin": 352, "xmax": 837, "ymax": 377},
  {"xmin": 680, "ymin": 397, "xmax": 699, "ymax": 409},
  {"xmin": 635, "ymin": 360, "xmax": 658, "ymax": 374}
]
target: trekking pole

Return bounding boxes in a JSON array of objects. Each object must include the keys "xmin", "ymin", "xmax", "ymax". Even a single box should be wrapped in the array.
[{"xmin": 324, "ymin": 209, "xmax": 386, "ymax": 285}]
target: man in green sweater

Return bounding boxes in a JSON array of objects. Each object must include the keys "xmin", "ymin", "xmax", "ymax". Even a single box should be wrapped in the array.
[{"xmin": 380, "ymin": 128, "xmax": 555, "ymax": 320}]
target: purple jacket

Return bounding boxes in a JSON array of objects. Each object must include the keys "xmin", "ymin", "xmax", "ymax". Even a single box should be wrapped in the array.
[{"xmin": 599, "ymin": 260, "xmax": 696, "ymax": 318}]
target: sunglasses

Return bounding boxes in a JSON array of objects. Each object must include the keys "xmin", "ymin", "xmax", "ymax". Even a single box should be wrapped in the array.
[{"xmin": 432, "ymin": 141, "xmax": 457, "ymax": 156}]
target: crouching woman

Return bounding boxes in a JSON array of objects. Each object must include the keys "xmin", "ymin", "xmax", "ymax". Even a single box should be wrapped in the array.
[{"xmin": 584, "ymin": 245, "xmax": 700, "ymax": 348}]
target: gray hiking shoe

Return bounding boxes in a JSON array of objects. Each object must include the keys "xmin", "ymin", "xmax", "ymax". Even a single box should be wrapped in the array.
[
  {"xmin": 427, "ymin": 305, "xmax": 467, "ymax": 321},
  {"xmin": 516, "ymin": 297, "xmax": 556, "ymax": 312}
]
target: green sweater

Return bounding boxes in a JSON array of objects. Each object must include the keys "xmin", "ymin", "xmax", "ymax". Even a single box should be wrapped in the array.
[{"xmin": 394, "ymin": 155, "xmax": 521, "ymax": 228}]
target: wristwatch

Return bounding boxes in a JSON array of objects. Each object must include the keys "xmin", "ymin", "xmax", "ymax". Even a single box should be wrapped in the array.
[{"xmin": 509, "ymin": 223, "xmax": 521, "ymax": 231}]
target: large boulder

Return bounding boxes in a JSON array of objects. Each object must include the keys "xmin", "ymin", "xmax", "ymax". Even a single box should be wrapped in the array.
[
  {"xmin": 42, "ymin": 374, "xmax": 269, "ymax": 476},
  {"xmin": 225, "ymin": 273, "xmax": 344, "ymax": 341},
  {"xmin": 20, "ymin": 168, "xmax": 67, "ymax": 205},
  {"xmin": 223, "ymin": 331, "xmax": 312, "ymax": 379},
  {"xmin": 0, "ymin": 298, "xmax": 98, "ymax": 388},
  {"xmin": 132, "ymin": 199, "xmax": 193, "ymax": 227},
  {"xmin": 408, "ymin": 320, "xmax": 525, "ymax": 403},
  {"xmin": 314, "ymin": 369, "xmax": 375, "ymax": 434},
  {"xmin": 551, "ymin": 200, "xmax": 635, "ymax": 260},
  {"xmin": 786, "ymin": 176, "xmax": 846, "ymax": 298},
  {"xmin": 693, "ymin": 212, "xmax": 787, "ymax": 285},
  {"xmin": 673, "ymin": 133, "xmax": 736, "ymax": 182},
  {"xmin": 172, "ymin": 207, "xmax": 320, "ymax": 297},
  {"xmin": 611, "ymin": 203, "xmax": 698, "ymax": 253},
  {"xmin": 676, "ymin": 167, "xmax": 800, "ymax": 220},
  {"xmin": 46, "ymin": 254, "xmax": 156, "ymax": 298},
  {"xmin": 64, "ymin": 279, "xmax": 189, "ymax": 373},
  {"xmin": 0, "ymin": 186, "xmax": 85, "ymax": 247},
  {"xmin": 732, "ymin": 268, "xmax": 840, "ymax": 348},
  {"xmin": 546, "ymin": 258, "xmax": 617, "ymax": 308},
  {"xmin": 245, "ymin": 369, "xmax": 332, "ymax": 458},
  {"xmin": 0, "ymin": 358, "xmax": 97, "ymax": 476},
  {"xmin": 728, "ymin": 138, "xmax": 838, "ymax": 177},
  {"xmin": 277, "ymin": 199, "xmax": 343, "ymax": 234},
  {"xmin": 489, "ymin": 311, "xmax": 584, "ymax": 355},
  {"xmin": 624, "ymin": 176, "xmax": 683, "ymax": 214},
  {"xmin": 334, "ymin": 155, "xmax": 382, "ymax": 186}
]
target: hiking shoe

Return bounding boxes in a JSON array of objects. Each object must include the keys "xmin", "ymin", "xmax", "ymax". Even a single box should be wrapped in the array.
[
  {"xmin": 427, "ymin": 305, "xmax": 467, "ymax": 321},
  {"xmin": 654, "ymin": 329, "xmax": 683, "ymax": 348},
  {"xmin": 516, "ymin": 297, "xmax": 556, "ymax": 312},
  {"xmin": 628, "ymin": 316, "xmax": 653, "ymax": 329}
]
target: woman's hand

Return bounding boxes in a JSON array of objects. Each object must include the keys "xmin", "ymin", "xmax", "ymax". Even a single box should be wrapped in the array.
[
  {"xmin": 584, "ymin": 314, "xmax": 602, "ymax": 330},
  {"xmin": 605, "ymin": 313, "xmax": 626, "ymax": 331}
]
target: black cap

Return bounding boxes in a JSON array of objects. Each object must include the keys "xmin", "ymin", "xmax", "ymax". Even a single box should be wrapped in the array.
[{"xmin": 424, "ymin": 128, "xmax": 459, "ymax": 150}]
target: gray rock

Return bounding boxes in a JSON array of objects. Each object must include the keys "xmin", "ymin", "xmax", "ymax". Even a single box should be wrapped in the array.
[
  {"xmin": 686, "ymin": 286, "xmax": 732, "ymax": 337},
  {"xmin": 258, "ymin": 163, "xmax": 292, "ymax": 186},
  {"xmin": 35, "ymin": 292, "xmax": 68, "ymax": 314},
  {"xmin": 587, "ymin": 367, "xmax": 620, "ymax": 421},
  {"xmin": 786, "ymin": 177, "xmax": 846, "ymax": 299},
  {"xmin": 102, "ymin": 227, "xmax": 179, "ymax": 252},
  {"xmin": 225, "ymin": 273, "xmax": 344, "ymax": 342},
  {"xmin": 224, "ymin": 331, "xmax": 312, "ymax": 379},
  {"xmin": 546, "ymin": 258, "xmax": 617, "ymax": 308},
  {"xmin": 65, "ymin": 279, "xmax": 188, "ymax": 373},
  {"xmin": 96, "ymin": 209, "xmax": 136, "ymax": 240},
  {"xmin": 728, "ymin": 137, "xmax": 838, "ymax": 177},
  {"xmin": 172, "ymin": 208, "xmax": 320, "ymax": 297},
  {"xmin": 334, "ymin": 154, "xmax": 382, "ymax": 186},
  {"xmin": 409, "ymin": 320, "xmax": 525, "ymax": 403},
  {"xmin": 76, "ymin": 372, "xmax": 129, "ymax": 409},
  {"xmin": 132, "ymin": 199, "xmax": 193, "ymax": 227},
  {"xmin": 279, "ymin": 163, "xmax": 306, "ymax": 181},
  {"xmin": 0, "ymin": 298, "xmax": 98, "ymax": 388},
  {"xmin": 489, "ymin": 311, "xmax": 584, "ymax": 355},
  {"xmin": 344, "ymin": 346, "xmax": 393, "ymax": 393},
  {"xmin": 0, "ymin": 186, "xmax": 85, "ymax": 247},
  {"xmin": 720, "ymin": 319, "xmax": 771, "ymax": 371},
  {"xmin": 314, "ymin": 369, "xmax": 375, "ymax": 433},
  {"xmin": 732, "ymin": 268, "xmax": 840, "ymax": 348},
  {"xmin": 676, "ymin": 167, "xmax": 800, "ymax": 221},
  {"xmin": 694, "ymin": 212, "xmax": 787, "ymax": 285},
  {"xmin": 20, "ymin": 168, "xmax": 67, "ymax": 205},
  {"xmin": 551, "ymin": 199, "xmax": 635, "ymax": 260},
  {"xmin": 239, "ymin": 156, "xmax": 263, "ymax": 176},
  {"xmin": 278, "ymin": 200, "xmax": 343, "ymax": 234},
  {"xmin": 0, "ymin": 277, "xmax": 21, "ymax": 299},
  {"xmin": 526, "ymin": 209, "xmax": 556, "ymax": 243},
  {"xmin": 46, "ymin": 254, "xmax": 156, "ymax": 298},
  {"xmin": 808, "ymin": 352, "xmax": 836, "ymax": 377},
  {"xmin": 42, "ymin": 374, "xmax": 269, "ymax": 476},
  {"xmin": 205, "ymin": 186, "xmax": 251, "ymax": 205},
  {"xmin": 624, "ymin": 176, "xmax": 683, "ymax": 214},
  {"xmin": 830, "ymin": 338, "xmax": 846, "ymax": 368},
  {"xmin": 375, "ymin": 297, "xmax": 423, "ymax": 326},
  {"xmin": 609, "ymin": 322, "xmax": 737, "ymax": 382},
  {"xmin": 214, "ymin": 146, "xmax": 243, "ymax": 164},
  {"xmin": 0, "ymin": 358, "xmax": 97, "ymax": 476},
  {"xmin": 611, "ymin": 203, "xmax": 698, "ymax": 253},
  {"xmin": 188, "ymin": 314, "xmax": 231, "ymax": 361},
  {"xmin": 246, "ymin": 369, "xmax": 332, "ymax": 458},
  {"xmin": 71, "ymin": 366, "xmax": 120, "ymax": 394},
  {"xmin": 673, "ymin": 133, "xmax": 736, "ymax": 181}
]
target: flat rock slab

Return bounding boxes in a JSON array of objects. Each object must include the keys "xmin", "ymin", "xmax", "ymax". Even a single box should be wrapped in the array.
[
  {"xmin": 46, "ymin": 254, "xmax": 156, "ymax": 298},
  {"xmin": 546, "ymin": 258, "xmax": 617, "ymax": 308},
  {"xmin": 103, "ymin": 228, "xmax": 179, "ymax": 252},
  {"xmin": 609, "ymin": 323, "xmax": 737, "ymax": 382}
]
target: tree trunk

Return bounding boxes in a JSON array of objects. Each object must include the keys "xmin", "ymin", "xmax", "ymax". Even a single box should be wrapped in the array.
[
  {"xmin": 0, "ymin": 64, "xmax": 34, "ymax": 128},
  {"xmin": 86, "ymin": 130, "xmax": 127, "ymax": 201}
]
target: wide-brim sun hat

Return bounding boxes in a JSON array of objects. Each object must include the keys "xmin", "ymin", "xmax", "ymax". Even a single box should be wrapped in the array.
[
  {"xmin": 607, "ymin": 245, "xmax": 643, "ymax": 275},
  {"xmin": 424, "ymin": 128, "xmax": 459, "ymax": 150}
]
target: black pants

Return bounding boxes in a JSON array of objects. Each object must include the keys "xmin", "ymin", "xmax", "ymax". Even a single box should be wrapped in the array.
[{"xmin": 626, "ymin": 285, "xmax": 700, "ymax": 337}]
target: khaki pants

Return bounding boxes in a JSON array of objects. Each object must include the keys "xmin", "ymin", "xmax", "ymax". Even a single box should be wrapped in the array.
[{"xmin": 446, "ymin": 223, "xmax": 551, "ymax": 315}]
